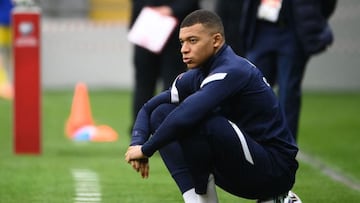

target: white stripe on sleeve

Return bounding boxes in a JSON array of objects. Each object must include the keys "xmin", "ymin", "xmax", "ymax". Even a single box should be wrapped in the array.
[
  {"xmin": 171, "ymin": 78, "xmax": 179, "ymax": 103},
  {"xmin": 200, "ymin": 73, "xmax": 227, "ymax": 88}
]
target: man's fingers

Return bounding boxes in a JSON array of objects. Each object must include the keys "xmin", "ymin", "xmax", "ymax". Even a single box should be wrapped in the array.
[
  {"xmin": 130, "ymin": 160, "xmax": 140, "ymax": 172},
  {"xmin": 125, "ymin": 151, "xmax": 131, "ymax": 163},
  {"xmin": 139, "ymin": 162, "xmax": 149, "ymax": 178}
]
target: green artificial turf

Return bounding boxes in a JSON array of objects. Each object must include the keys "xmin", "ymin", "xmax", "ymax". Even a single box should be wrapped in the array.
[
  {"xmin": 298, "ymin": 92, "xmax": 360, "ymax": 180},
  {"xmin": 0, "ymin": 90, "xmax": 359, "ymax": 202}
]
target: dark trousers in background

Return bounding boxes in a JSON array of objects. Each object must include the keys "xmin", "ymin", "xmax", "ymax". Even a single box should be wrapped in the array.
[{"xmin": 246, "ymin": 22, "xmax": 310, "ymax": 140}]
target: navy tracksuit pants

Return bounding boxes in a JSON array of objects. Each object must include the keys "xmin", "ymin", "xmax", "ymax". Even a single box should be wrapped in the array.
[{"xmin": 151, "ymin": 104, "xmax": 296, "ymax": 200}]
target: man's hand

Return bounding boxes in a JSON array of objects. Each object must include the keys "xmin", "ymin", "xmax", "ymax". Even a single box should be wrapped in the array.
[
  {"xmin": 129, "ymin": 159, "xmax": 149, "ymax": 178},
  {"xmin": 125, "ymin": 145, "xmax": 149, "ymax": 178},
  {"xmin": 150, "ymin": 6, "xmax": 173, "ymax": 16}
]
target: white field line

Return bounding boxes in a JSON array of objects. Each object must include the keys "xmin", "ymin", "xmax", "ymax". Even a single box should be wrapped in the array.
[
  {"xmin": 297, "ymin": 151, "xmax": 360, "ymax": 192},
  {"xmin": 71, "ymin": 169, "xmax": 102, "ymax": 203}
]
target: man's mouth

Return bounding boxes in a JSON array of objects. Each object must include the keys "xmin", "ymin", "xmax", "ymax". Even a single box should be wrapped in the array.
[{"xmin": 182, "ymin": 57, "xmax": 191, "ymax": 64}]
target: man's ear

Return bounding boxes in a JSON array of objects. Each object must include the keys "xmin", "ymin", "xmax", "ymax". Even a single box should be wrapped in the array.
[{"xmin": 213, "ymin": 33, "xmax": 223, "ymax": 48}]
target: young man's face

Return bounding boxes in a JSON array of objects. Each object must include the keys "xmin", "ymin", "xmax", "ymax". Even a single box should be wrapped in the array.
[{"xmin": 179, "ymin": 23, "xmax": 221, "ymax": 69}]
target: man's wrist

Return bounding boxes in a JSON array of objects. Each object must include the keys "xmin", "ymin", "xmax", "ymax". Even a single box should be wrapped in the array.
[{"xmin": 141, "ymin": 143, "xmax": 155, "ymax": 157}]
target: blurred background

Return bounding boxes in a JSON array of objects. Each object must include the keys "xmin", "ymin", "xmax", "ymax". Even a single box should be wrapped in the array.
[{"xmin": 29, "ymin": 0, "xmax": 360, "ymax": 91}]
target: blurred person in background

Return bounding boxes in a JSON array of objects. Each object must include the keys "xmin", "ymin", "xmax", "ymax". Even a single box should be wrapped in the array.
[
  {"xmin": 0, "ymin": 0, "xmax": 13, "ymax": 68},
  {"xmin": 239, "ymin": 0, "xmax": 337, "ymax": 141},
  {"xmin": 0, "ymin": 0, "xmax": 14, "ymax": 100},
  {"xmin": 129, "ymin": 0, "xmax": 200, "ymax": 134}
]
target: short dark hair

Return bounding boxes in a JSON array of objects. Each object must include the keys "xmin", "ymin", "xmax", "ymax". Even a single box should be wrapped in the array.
[{"xmin": 180, "ymin": 9, "xmax": 224, "ymax": 36}]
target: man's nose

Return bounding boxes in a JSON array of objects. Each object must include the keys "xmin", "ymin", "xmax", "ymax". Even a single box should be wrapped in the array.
[{"xmin": 181, "ymin": 43, "xmax": 189, "ymax": 53}]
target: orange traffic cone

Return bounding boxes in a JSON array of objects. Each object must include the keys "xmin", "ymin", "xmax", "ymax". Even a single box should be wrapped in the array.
[
  {"xmin": 91, "ymin": 125, "xmax": 118, "ymax": 142},
  {"xmin": 65, "ymin": 82, "xmax": 94, "ymax": 138}
]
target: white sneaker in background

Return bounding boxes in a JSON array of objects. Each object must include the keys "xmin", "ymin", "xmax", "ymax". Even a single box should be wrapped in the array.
[{"xmin": 284, "ymin": 191, "xmax": 302, "ymax": 203}]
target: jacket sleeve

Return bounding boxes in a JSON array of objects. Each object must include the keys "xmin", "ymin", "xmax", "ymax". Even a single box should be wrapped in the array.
[
  {"xmin": 141, "ymin": 69, "xmax": 250, "ymax": 157},
  {"xmin": 129, "ymin": 0, "xmax": 147, "ymax": 28},
  {"xmin": 130, "ymin": 91, "xmax": 171, "ymax": 146},
  {"xmin": 292, "ymin": 0, "xmax": 334, "ymax": 55}
]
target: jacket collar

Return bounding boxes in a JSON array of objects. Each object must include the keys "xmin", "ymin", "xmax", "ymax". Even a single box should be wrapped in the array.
[{"xmin": 200, "ymin": 44, "xmax": 228, "ymax": 74}]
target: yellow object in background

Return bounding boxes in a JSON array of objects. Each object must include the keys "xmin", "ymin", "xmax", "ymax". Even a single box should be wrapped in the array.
[
  {"xmin": 0, "ymin": 26, "xmax": 11, "ymax": 46},
  {"xmin": 0, "ymin": 25, "xmax": 13, "ymax": 100},
  {"xmin": 89, "ymin": 0, "xmax": 130, "ymax": 22}
]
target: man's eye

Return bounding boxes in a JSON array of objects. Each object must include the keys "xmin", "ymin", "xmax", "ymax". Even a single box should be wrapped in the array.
[{"xmin": 190, "ymin": 38, "xmax": 197, "ymax": 44}]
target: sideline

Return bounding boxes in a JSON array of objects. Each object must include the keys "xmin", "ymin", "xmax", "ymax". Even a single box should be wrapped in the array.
[
  {"xmin": 71, "ymin": 169, "xmax": 102, "ymax": 203},
  {"xmin": 298, "ymin": 151, "xmax": 360, "ymax": 192}
]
